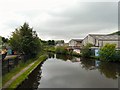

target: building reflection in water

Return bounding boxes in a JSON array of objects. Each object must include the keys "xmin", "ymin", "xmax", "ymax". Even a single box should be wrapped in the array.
[
  {"xmin": 16, "ymin": 53, "xmax": 120, "ymax": 89},
  {"xmin": 80, "ymin": 58, "xmax": 120, "ymax": 80}
]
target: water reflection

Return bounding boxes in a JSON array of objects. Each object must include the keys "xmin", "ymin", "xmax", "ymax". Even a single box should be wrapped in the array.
[
  {"xmin": 17, "ymin": 53, "xmax": 120, "ymax": 89},
  {"xmin": 48, "ymin": 52, "xmax": 55, "ymax": 58},
  {"xmin": 98, "ymin": 62, "xmax": 120, "ymax": 79},
  {"xmin": 16, "ymin": 61, "xmax": 44, "ymax": 89},
  {"xmin": 80, "ymin": 58, "xmax": 120, "ymax": 79},
  {"xmin": 56, "ymin": 54, "xmax": 80, "ymax": 62},
  {"xmin": 56, "ymin": 54, "xmax": 73, "ymax": 61},
  {"xmin": 53, "ymin": 53, "xmax": 120, "ymax": 83},
  {"xmin": 80, "ymin": 59, "xmax": 96, "ymax": 70}
]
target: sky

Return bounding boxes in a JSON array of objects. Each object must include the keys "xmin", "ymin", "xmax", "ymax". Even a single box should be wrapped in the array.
[{"xmin": 0, "ymin": 0, "xmax": 119, "ymax": 42}]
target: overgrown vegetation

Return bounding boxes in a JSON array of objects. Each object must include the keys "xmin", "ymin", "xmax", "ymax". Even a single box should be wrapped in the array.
[
  {"xmin": 55, "ymin": 46, "xmax": 68, "ymax": 55},
  {"xmin": 81, "ymin": 43, "xmax": 93, "ymax": 58},
  {"xmin": 55, "ymin": 46, "xmax": 81, "ymax": 57},
  {"xmin": 99, "ymin": 43, "xmax": 120, "ymax": 62},
  {"xmin": 6, "ymin": 55, "xmax": 47, "ymax": 89}
]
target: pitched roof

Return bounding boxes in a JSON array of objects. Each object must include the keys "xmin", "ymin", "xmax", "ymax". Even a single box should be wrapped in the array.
[
  {"xmin": 71, "ymin": 39, "xmax": 83, "ymax": 42},
  {"xmin": 89, "ymin": 34, "xmax": 120, "ymax": 41}
]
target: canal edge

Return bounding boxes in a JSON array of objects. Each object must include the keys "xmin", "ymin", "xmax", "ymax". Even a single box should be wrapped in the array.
[{"xmin": 2, "ymin": 55, "xmax": 48, "ymax": 90}]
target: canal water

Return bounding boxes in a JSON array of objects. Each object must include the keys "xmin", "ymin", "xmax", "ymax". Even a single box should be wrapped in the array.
[{"xmin": 17, "ymin": 53, "xmax": 120, "ymax": 89}]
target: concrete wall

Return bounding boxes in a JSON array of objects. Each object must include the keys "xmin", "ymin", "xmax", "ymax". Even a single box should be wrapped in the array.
[
  {"xmin": 69, "ymin": 40, "xmax": 77, "ymax": 46},
  {"xmin": 100, "ymin": 40, "xmax": 119, "ymax": 48},
  {"xmin": 82, "ymin": 35, "xmax": 95, "ymax": 46},
  {"xmin": 82, "ymin": 36, "xmax": 88, "ymax": 46}
]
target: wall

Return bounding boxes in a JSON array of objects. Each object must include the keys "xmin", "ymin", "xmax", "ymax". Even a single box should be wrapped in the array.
[
  {"xmin": 102, "ymin": 40, "xmax": 119, "ymax": 48},
  {"xmin": 82, "ymin": 35, "xmax": 95, "ymax": 46},
  {"xmin": 69, "ymin": 40, "xmax": 77, "ymax": 47}
]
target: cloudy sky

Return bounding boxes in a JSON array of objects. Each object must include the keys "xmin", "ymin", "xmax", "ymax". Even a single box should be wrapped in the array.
[{"xmin": 0, "ymin": 0, "xmax": 119, "ymax": 42}]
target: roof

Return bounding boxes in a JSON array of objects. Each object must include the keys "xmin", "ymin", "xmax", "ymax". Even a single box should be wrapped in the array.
[
  {"xmin": 89, "ymin": 34, "xmax": 120, "ymax": 41},
  {"xmin": 70, "ymin": 39, "xmax": 83, "ymax": 42}
]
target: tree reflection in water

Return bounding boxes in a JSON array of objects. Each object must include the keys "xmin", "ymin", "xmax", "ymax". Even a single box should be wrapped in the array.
[
  {"xmin": 80, "ymin": 58, "xmax": 120, "ymax": 79},
  {"xmin": 16, "ymin": 61, "xmax": 45, "ymax": 89},
  {"xmin": 98, "ymin": 62, "xmax": 120, "ymax": 79},
  {"xmin": 56, "ymin": 54, "xmax": 73, "ymax": 61},
  {"xmin": 48, "ymin": 52, "xmax": 55, "ymax": 58},
  {"xmin": 16, "ymin": 53, "xmax": 120, "ymax": 89},
  {"xmin": 80, "ymin": 58, "xmax": 96, "ymax": 70}
]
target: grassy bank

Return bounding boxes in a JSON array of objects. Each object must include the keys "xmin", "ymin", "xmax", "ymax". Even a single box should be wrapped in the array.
[
  {"xmin": 3, "ymin": 50, "xmax": 47, "ymax": 84},
  {"xmin": 8, "ymin": 55, "xmax": 47, "ymax": 89},
  {"xmin": 3, "ymin": 59, "xmax": 34, "ymax": 86},
  {"xmin": 3, "ymin": 54, "xmax": 47, "ymax": 89}
]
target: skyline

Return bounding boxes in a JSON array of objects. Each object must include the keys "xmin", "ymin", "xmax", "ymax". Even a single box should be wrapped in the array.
[{"xmin": 0, "ymin": 0, "xmax": 119, "ymax": 42}]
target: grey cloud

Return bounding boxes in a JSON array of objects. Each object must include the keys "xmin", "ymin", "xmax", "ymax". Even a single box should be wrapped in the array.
[
  {"xmin": 34, "ymin": 2, "xmax": 118, "ymax": 42},
  {"xmin": 47, "ymin": 2, "xmax": 117, "ymax": 26},
  {"xmin": 3, "ymin": 2, "xmax": 117, "ymax": 42}
]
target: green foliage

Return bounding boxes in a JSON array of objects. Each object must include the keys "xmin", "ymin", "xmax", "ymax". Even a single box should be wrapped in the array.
[
  {"xmin": 2, "ymin": 37, "xmax": 8, "ymax": 43},
  {"xmin": 3, "ymin": 55, "xmax": 47, "ymax": 89},
  {"xmin": 99, "ymin": 43, "xmax": 117, "ymax": 61},
  {"xmin": 9, "ymin": 23, "xmax": 41, "ymax": 57},
  {"xmin": 47, "ymin": 46, "xmax": 55, "ymax": 52},
  {"xmin": 110, "ymin": 31, "xmax": 120, "ymax": 35},
  {"xmin": 47, "ymin": 40, "xmax": 55, "ymax": 46},
  {"xmin": 55, "ymin": 46, "xmax": 68, "ymax": 55},
  {"xmin": 115, "ymin": 50, "xmax": 120, "ymax": 61},
  {"xmin": 81, "ymin": 43, "xmax": 93, "ymax": 58},
  {"xmin": 55, "ymin": 40, "xmax": 64, "ymax": 44}
]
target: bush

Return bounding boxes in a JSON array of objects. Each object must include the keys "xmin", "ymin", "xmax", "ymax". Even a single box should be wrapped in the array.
[
  {"xmin": 81, "ymin": 43, "xmax": 93, "ymax": 58},
  {"xmin": 55, "ymin": 46, "xmax": 68, "ymax": 55},
  {"xmin": 99, "ymin": 43, "xmax": 117, "ymax": 61},
  {"xmin": 114, "ymin": 50, "xmax": 120, "ymax": 61}
]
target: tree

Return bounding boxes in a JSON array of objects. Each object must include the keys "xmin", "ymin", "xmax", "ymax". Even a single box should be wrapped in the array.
[
  {"xmin": 51, "ymin": 40, "xmax": 55, "ymax": 45},
  {"xmin": 2, "ymin": 37, "xmax": 8, "ymax": 43},
  {"xmin": 81, "ymin": 43, "xmax": 93, "ymax": 58},
  {"xmin": 99, "ymin": 43, "xmax": 116, "ymax": 61},
  {"xmin": 9, "ymin": 23, "xmax": 41, "ymax": 58},
  {"xmin": 47, "ymin": 40, "xmax": 55, "ymax": 45}
]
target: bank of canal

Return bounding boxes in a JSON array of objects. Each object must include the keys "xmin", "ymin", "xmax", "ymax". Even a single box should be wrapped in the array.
[
  {"xmin": 2, "ymin": 55, "xmax": 47, "ymax": 89},
  {"xmin": 16, "ymin": 53, "xmax": 120, "ymax": 89}
]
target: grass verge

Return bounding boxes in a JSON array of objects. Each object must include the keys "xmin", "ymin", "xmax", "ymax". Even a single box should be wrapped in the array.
[
  {"xmin": 2, "ymin": 52, "xmax": 47, "ymax": 88},
  {"xmin": 2, "ymin": 59, "xmax": 34, "ymax": 86},
  {"xmin": 2, "ymin": 51, "xmax": 46, "ymax": 86},
  {"xmin": 8, "ymin": 55, "xmax": 47, "ymax": 89}
]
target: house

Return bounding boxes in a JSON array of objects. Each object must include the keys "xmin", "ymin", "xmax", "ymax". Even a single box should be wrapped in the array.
[
  {"xmin": 64, "ymin": 43, "xmax": 69, "ymax": 47},
  {"xmin": 68, "ymin": 39, "xmax": 83, "ymax": 53},
  {"xmin": 82, "ymin": 34, "xmax": 120, "ymax": 48},
  {"xmin": 69, "ymin": 39, "xmax": 83, "ymax": 47}
]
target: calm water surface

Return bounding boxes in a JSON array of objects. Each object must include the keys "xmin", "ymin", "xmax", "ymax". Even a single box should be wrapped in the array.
[{"xmin": 17, "ymin": 53, "xmax": 120, "ymax": 89}]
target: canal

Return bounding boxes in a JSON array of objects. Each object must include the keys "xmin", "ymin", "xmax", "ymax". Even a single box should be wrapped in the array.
[{"xmin": 17, "ymin": 53, "xmax": 120, "ymax": 89}]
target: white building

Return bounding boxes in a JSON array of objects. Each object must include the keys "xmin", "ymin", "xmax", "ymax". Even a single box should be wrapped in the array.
[
  {"xmin": 82, "ymin": 34, "xmax": 120, "ymax": 48},
  {"xmin": 69, "ymin": 39, "xmax": 83, "ymax": 48},
  {"xmin": 68, "ymin": 39, "xmax": 83, "ymax": 53}
]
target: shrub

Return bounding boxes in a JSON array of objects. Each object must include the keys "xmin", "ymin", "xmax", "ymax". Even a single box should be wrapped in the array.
[
  {"xmin": 81, "ymin": 43, "xmax": 93, "ymax": 58},
  {"xmin": 55, "ymin": 46, "xmax": 68, "ymax": 55},
  {"xmin": 99, "ymin": 43, "xmax": 116, "ymax": 61}
]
